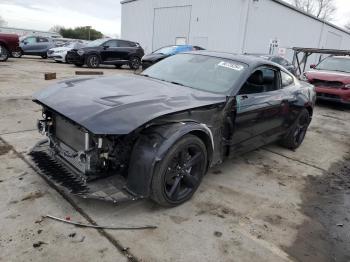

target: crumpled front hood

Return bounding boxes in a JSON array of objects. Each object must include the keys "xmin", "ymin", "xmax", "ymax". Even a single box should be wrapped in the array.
[
  {"xmin": 33, "ymin": 75, "xmax": 226, "ymax": 134},
  {"xmin": 306, "ymin": 70, "xmax": 350, "ymax": 83}
]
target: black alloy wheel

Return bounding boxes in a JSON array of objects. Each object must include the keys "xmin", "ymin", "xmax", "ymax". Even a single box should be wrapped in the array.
[
  {"xmin": 280, "ymin": 108, "xmax": 310, "ymax": 150},
  {"xmin": 0, "ymin": 45, "xmax": 9, "ymax": 62},
  {"xmin": 86, "ymin": 54, "xmax": 100, "ymax": 68},
  {"xmin": 151, "ymin": 135, "xmax": 207, "ymax": 206},
  {"xmin": 129, "ymin": 56, "xmax": 141, "ymax": 70}
]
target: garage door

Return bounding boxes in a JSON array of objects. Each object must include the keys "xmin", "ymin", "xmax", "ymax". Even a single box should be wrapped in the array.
[{"xmin": 152, "ymin": 6, "xmax": 192, "ymax": 51}]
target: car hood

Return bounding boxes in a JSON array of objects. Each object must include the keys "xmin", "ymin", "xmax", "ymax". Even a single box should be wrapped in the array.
[
  {"xmin": 33, "ymin": 75, "xmax": 226, "ymax": 135},
  {"xmin": 142, "ymin": 53, "xmax": 168, "ymax": 62},
  {"xmin": 305, "ymin": 70, "xmax": 350, "ymax": 83}
]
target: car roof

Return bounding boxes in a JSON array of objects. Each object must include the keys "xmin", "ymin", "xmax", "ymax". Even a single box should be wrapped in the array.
[{"xmin": 184, "ymin": 50, "xmax": 278, "ymax": 67}]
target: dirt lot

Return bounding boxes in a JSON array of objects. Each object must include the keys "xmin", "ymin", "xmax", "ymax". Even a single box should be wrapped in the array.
[{"xmin": 0, "ymin": 57, "xmax": 350, "ymax": 262}]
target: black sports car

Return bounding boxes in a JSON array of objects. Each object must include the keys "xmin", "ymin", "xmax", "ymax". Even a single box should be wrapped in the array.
[
  {"xmin": 31, "ymin": 51, "xmax": 316, "ymax": 207},
  {"xmin": 66, "ymin": 38, "xmax": 144, "ymax": 69}
]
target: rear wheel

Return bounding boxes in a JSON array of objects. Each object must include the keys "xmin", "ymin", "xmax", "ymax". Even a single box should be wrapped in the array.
[
  {"xmin": 151, "ymin": 135, "xmax": 207, "ymax": 207},
  {"xmin": 0, "ymin": 44, "xmax": 9, "ymax": 62},
  {"xmin": 129, "ymin": 56, "xmax": 141, "ymax": 70},
  {"xmin": 280, "ymin": 108, "xmax": 310, "ymax": 150},
  {"xmin": 86, "ymin": 54, "xmax": 100, "ymax": 68}
]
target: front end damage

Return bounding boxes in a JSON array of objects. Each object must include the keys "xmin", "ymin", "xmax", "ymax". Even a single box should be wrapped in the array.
[{"xmin": 30, "ymin": 108, "xmax": 142, "ymax": 203}]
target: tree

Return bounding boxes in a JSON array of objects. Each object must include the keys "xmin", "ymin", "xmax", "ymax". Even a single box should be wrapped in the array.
[
  {"xmin": 49, "ymin": 25, "xmax": 64, "ymax": 33},
  {"xmin": 0, "ymin": 15, "xmax": 7, "ymax": 27},
  {"xmin": 57, "ymin": 26, "xmax": 103, "ymax": 40},
  {"xmin": 291, "ymin": 0, "xmax": 336, "ymax": 21}
]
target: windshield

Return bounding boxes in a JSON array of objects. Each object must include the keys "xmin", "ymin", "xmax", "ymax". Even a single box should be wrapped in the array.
[
  {"xmin": 141, "ymin": 54, "xmax": 247, "ymax": 94},
  {"xmin": 316, "ymin": 57, "xmax": 350, "ymax": 73},
  {"xmin": 86, "ymin": 38, "xmax": 107, "ymax": 47},
  {"xmin": 154, "ymin": 46, "xmax": 177, "ymax": 55}
]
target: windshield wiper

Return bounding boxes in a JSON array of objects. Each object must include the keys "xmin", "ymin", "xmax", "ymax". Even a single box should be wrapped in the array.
[{"xmin": 170, "ymin": 81, "xmax": 186, "ymax": 87}]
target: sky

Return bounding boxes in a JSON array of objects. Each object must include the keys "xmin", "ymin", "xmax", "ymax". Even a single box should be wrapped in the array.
[{"xmin": 0, "ymin": 0, "xmax": 349, "ymax": 37}]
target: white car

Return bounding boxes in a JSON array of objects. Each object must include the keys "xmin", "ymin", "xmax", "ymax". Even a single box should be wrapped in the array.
[{"xmin": 47, "ymin": 41, "xmax": 86, "ymax": 63}]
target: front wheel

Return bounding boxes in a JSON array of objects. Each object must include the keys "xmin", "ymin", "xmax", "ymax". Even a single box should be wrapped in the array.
[
  {"xmin": 280, "ymin": 108, "xmax": 310, "ymax": 150},
  {"xmin": 12, "ymin": 50, "xmax": 22, "ymax": 58},
  {"xmin": 129, "ymin": 56, "xmax": 141, "ymax": 70},
  {"xmin": 0, "ymin": 45, "xmax": 9, "ymax": 62},
  {"xmin": 86, "ymin": 54, "xmax": 100, "ymax": 68},
  {"xmin": 151, "ymin": 135, "xmax": 207, "ymax": 207}
]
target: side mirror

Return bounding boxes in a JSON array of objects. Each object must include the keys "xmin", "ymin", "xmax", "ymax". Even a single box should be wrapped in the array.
[
  {"xmin": 103, "ymin": 45, "xmax": 109, "ymax": 50},
  {"xmin": 23, "ymin": 41, "xmax": 28, "ymax": 45},
  {"xmin": 310, "ymin": 64, "xmax": 316, "ymax": 69}
]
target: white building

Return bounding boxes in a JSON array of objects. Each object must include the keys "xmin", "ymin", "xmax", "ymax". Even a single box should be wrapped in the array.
[
  {"xmin": 121, "ymin": 0, "xmax": 350, "ymax": 62},
  {"xmin": 0, "ymin": 27, "xmax": 61, "ymax": 38}
]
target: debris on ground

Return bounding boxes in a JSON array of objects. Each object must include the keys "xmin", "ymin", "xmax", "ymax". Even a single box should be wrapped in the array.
[
  {"xmin": 33, "ymin": 241, "xmax": 47, "ymax": 248},
  {"xmin": 21, "ymin": 191, "xmax": 45, "ymax": 201},
  {"xmin": 45, "ymin": 215, "xmax": 158, "ymax": 230},
  {"xmin": 69, "ymin": 232, "xmax": 76, "ymax": 238},
  {"xmin": 214, "ymin": 231, "xmax": 222, "ymax": 237}
]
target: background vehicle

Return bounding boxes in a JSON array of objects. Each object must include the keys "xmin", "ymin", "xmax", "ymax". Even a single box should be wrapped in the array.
[
  {"xmin": 66, "ymin": 38, "xmax": 144, "ymax": 69},
  {"xmin": 304, "ymin": 56, "xmax": 350, "ymax": 104},
  {"xmin": 0, "ymin": 33, "xmax": 20, "ymax": 62},
  {"xmin": 31, "ymin": 52, "xmax": 315, "ymax": 207},
  {"xmin": 142, "ymin": 45, "xmax": 205, "ymax": 69},
  {"xmin": 245, "ymin": 53, "xmax": 297, "ymax": 75},
  {"xmin": 47, "ymin": 40, "xmax": 87, "ymax": 63},
  {"xmin": 18, "ymin": 36, "xmax": 56, "ymax": 58}
]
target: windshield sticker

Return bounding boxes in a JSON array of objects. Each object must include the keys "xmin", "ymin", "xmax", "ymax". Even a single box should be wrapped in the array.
[{"xmin": 218, "ymin": 61, "xmax": 244, "ymax": 71}]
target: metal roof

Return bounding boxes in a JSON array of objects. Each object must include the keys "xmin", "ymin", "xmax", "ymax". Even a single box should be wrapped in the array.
[{"xmin": 120, "ymin": 0, "xmax": 350, "ymax": 35}]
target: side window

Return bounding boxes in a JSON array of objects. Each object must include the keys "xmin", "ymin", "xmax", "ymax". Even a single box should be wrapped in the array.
[
  {"xmin": 281, "ymin": 71, "xmax": 294, "ymax": 87},
  {"xmin": 37, "ymin": 37, "xmax": 49, "ymax": 42},
  {"xmin": 239, "ymin": 68, "xmax": 279, "ymax": 95},
  {"xmin": 117, "ymin": 40, "xmax": 133, "ymax": 47},
  {"xmin": 104, "ymin": 40, "xmax": 118, "ymax": 47},
  {"xmin": 25, "ymin": 37, "xmax": 37, "ymax": 44}
]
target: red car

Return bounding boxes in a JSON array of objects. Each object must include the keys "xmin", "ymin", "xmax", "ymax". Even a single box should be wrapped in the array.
[
  {"xmin": 0, "ymin": 33, "xmax": 20, "ymax": 62},
  {"xmin": 304, "ymin": 56, "xmax": 350, "ymax": 104}
]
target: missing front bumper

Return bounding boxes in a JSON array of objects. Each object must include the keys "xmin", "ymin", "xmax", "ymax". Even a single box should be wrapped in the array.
[{"xmin": 29, "ymin": 140, "xmax": 141, "ymax": 204}]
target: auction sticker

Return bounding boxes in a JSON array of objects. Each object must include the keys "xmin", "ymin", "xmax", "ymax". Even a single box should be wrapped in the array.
[{"xmin": 218, "ymin": 61, "xmax": 244, "ymax": 71}]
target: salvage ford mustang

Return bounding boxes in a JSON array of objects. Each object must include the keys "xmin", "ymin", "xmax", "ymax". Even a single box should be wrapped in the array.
[{"xmin": 31, "ymin": 51, "xmax": 316, "ymax": 207}]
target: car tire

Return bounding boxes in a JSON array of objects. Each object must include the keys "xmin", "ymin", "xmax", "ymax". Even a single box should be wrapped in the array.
[
  {"xmin": 280, "ymin": 108, "xmax": 310, "ymax": 150},
  {"xmin": 129, "ymin": 56, "xmax": 141, "ymax": 70},
  {"xmin": 86, "ymin": 54, "xmax": 100, "ymax": 68},
  {"xmin": 0, "ymin": 44, "xmax": 9, "ymax": 62},
  {"xmin": 151, "ymin": 134, "xmax": 207, "ymax": 207},
  {"xmin": 11, "ymin": 50, "xmax": 22, "ymax": 58},
  {"xmin": 41, "ymin": 54, "xmax": 48, "ymax": 59},
  {"xmin": 114, "ymin": 65, "xmax": 122, "ymax": 69}
]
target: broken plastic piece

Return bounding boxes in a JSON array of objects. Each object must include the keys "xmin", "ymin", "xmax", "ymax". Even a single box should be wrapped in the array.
[{"xmin": 45, "ymin": 215, "xmax": 157, "ymax": 230}]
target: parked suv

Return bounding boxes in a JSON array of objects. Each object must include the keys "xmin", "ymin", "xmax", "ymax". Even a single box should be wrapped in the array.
[
  {"xmin": 18, "ymin": 36, "xmax": 56, "ymax": 58},
  {"xmin": 0, "ymin": 33, "xmax": 20, "ymax": 62},
  {"xmin": 66, "ymin": 38, "xmax": 144, "ymax": 69}
]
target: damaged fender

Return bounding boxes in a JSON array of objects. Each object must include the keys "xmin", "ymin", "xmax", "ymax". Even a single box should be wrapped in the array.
[{"xmin": 126, "ymin": 122, "xmax": 214, "ymax": 196}]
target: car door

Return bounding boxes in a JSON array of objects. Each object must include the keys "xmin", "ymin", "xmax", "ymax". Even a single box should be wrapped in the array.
[
  {"xmin": 115, "ymin": 40, "xmax": 134, "ymax": 60},
  {"xmin": 36, "ymin": 37, "xmax": 51, "ymax": 53},
  {"xmin": 99, "ymin": 40, "xmax": 119, "ymax": 62},
  {"xmin": 230, "ymin": 66, "xmax": 287, "ymax": 153},
  {"xmin": 21, "ymin": 36, "xmax": 37, "ymax": 54}
]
